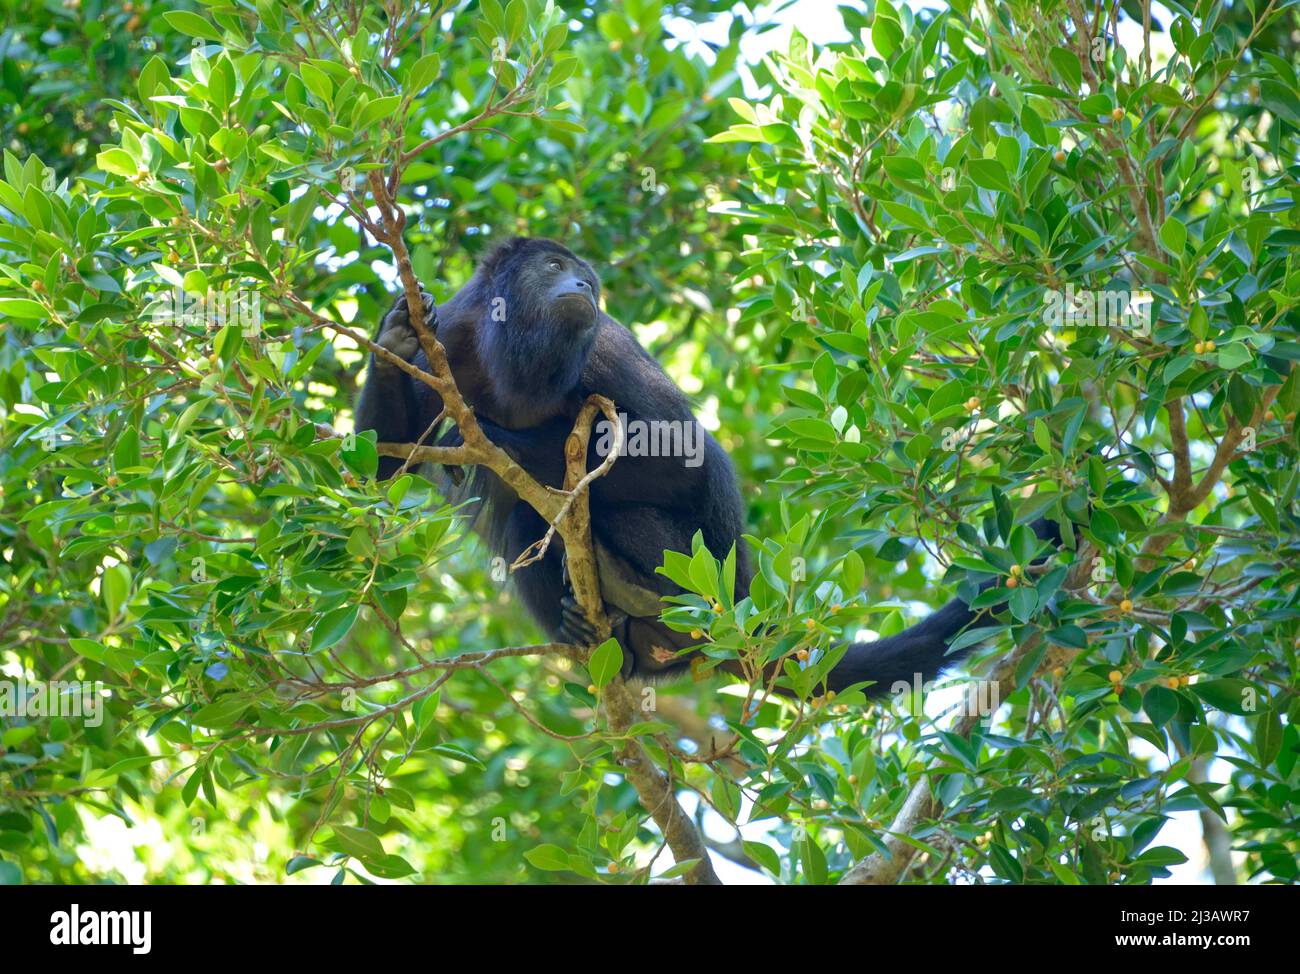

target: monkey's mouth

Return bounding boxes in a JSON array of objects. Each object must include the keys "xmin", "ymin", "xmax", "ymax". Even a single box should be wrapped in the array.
[{"xmin": 554, "ymin": 292, "xmax": 598, "ymax": 320}]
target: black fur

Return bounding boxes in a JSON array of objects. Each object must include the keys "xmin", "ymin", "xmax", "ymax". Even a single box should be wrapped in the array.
[{"xmin": 355, "ymin": 237, "xmax": 1058, "ymax": 695}]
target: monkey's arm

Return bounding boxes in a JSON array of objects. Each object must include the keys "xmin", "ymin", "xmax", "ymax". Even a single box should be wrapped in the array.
[{"xmin": 354, "ymin": 292, "xmax": 443, "ymax": 479}]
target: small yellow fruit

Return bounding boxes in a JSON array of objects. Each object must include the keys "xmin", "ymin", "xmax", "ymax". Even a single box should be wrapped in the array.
[
  {"xmin": 690, "ymin": 628, "xmax": 702, "ymax": 639},
  {"xmin": 1051, "ymin": 666, "xmax": 1064, "ymax": 679},
  {"xmin": 848, "ymin": 774, "xmax": 859, "ymax": 785},
  {"xmin": 1182, "ymin": 559, "xmax": 1195, "ymax": 571},
  {"xmin": 805, "ymin": 618, "xmax": 816, "ymax": 629},
  {"xmin": 796, "ymin": 649, "xmax": 809, "ymax": 662},
  {"xmin": 965, "ymin": 396, "xmax": 980, "ymax": 411},
  {"xmin": 1166, "ymin": 677, "xmax": 1180, "ymax": 689},
  {"xmin": 607, "ymin": 863, "xmax": 619, "ymax": 874},
  {"xmin": 1179, "ymin": 674, "xmax": 1191, "ymax": 686},
  {"xmin": 826, "ymin": 690, "xmax": 836, "ymax": 701},
  {"xmin": 106, "ymin": 475, "xmax": 119, "ymax": 487},
  {"xmin": 1205, "ymin": 339, "xmax": 1216, "ymax": 352},
  {"xmin": 1111, "ymin": 107, "xmax": 1124, "ymax": 121},
  {"xmin": 1053, "ymin": 149, "xmax": 1066, "ymax": 162},
  {"xmin": 1194, "ymin": 341, "xmax": 1205, "ymax": 354},
  {"xmin": 1119, "ymin": 598, "xmax": 1133, "ymax": 613},
  {"xmin": 586, "ymin": 684, "xmax": 597, "ymax": 695},
  {"xmin": 1010, "ymin": 564, "xmax": 1023, "ymax": 577},
  {"xmin": 1108, "ymin": 670, "xmax": 1123, "ymax": 683},
  {"xmin": 830, "ymin": 603, "xmax": 841, "ymax": 614},
  {"xmin": 1005, "ymin": 576, "xmax": 1019, "ymax": 588}
]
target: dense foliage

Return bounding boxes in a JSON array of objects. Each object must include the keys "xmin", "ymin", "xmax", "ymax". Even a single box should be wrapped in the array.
[{"xmin": 0, "ymin": 0, "xmax": 1296, "ymax": 885}]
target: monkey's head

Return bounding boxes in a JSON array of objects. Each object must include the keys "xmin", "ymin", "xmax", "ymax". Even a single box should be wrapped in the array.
[
  {"xmin": 475, "ymin": 237, "xmax": 603, "ymax": 421},
  {"xmin": 482, "ymin": 236, "xmax": 601, "ymax": 333}
]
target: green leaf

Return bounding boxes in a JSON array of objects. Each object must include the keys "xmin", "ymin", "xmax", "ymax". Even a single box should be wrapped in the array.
[
  {"xmin": 968, "ymin": 158, "xmax": 1013, "ymax": 193},
  {"xmin": 1255, "ymin": 708, "xmax": 1283, "ymax": 767},
  {"xmin": 408, "ymin": 53, "xmax": 441, "ymax": 91},
  {"xmin": 333, "ymin": 825, "xmax": 386, "ymax": 862},
  {"xmin": 523, "ymin": 844, "xmax": 571, "ymax": 871},
  {"xmin": 1088, "ymin": 509, "xmax": 1120, "ymax": 546},
  {"xmin": 587, "ymin": 638, "xmax": 623, "ymax": 688},
  {"xmin": 1142, "ymin": 686, "xmax": 1178, "ymax": 727},
  {"xmin": 657, "ymin": 858, "xmax": 702, "ymax": 879},
  {"xmin": 1191, "ymin": 679, "xmax": 1255, "ymax": 715},
  {"xmin": 356, "ymin": 95, "xmax": 401, "ymax": 128},
  {"xmin": 1032, "ymin": 418, "xmax": 1051, "ymax": 453},
  {"xmin": 1159, "ymin": 217, "xmax": 1186, "ymax": 257},
  {"xmin": 1009, "ymin": 583, "xmax": 1037, "ymax": 622},
  {"xmin": 429, "ymin": 744, "xmax": 485, "ymax": 770},
  {"xmin": 311, "ymin": 605, "xmax": 358, "ymax": 651},
  {"xmin": 162, "ymin": 11, "xmax": 224, "ymax": 42},
  {"xmin": 743, "ymin": 841, "xmax": 782, "ymax": 877},
  {"xmin": 841, "ymin": 549, "xmax": 865, "ymax": 594},
  {"xmin": 904, "ymin": 432, "xmax": 932, "ymax": 461},
  {"xmin": 300, "ymin": 63, "xmax": 334, "ymax": 104},
  {"xmin": 191, "ymin": 695, "xmax": 251, "ymax": 729},
  {"xmin": 0, "ymin": 298, "xmax": 47, "ymax": 319},
  {"xmin": 101, "ymin": 563, "xmax": 131, "ymax": 618}
]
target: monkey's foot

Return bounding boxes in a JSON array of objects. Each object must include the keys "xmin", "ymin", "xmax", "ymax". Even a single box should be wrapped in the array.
[
  {"xmin": 558, "ymin": 594, "xmax": 599, "ymax": 646},
  {"xmin": 557, "ymin": 597, "xmax": 626, "ymax": 647}
]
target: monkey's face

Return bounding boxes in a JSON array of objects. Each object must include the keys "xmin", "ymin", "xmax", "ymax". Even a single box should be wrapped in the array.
[{"xmin": 534, "ymin": 250, "xmax": 599, "ymax": 329}]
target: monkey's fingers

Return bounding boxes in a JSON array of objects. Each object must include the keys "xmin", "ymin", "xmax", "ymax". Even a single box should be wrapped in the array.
[
  {"xmin": 386, "ymin": 289, "xmax": 437, "ymax": 331},
  {"xmin": 419, "ymin": 290, "xmax": 438, "ymax": 329}
]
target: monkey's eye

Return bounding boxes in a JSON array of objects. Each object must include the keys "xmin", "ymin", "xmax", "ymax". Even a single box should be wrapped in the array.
[{"xmin": 546, "ymin": 258, "xmax": 563, "ymax": 271}]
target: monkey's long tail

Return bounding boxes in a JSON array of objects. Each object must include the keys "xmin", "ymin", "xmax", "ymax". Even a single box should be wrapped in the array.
[
  {"xmin": 825, "ymin": 516, "xmax": 1064, "ymax": 697},
  {"xmin": 826, "ymin": 596, "xmax": 985, "ymax": 696}
]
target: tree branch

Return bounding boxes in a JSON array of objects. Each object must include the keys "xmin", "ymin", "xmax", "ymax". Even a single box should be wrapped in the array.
[{"xmin": 603, "ymin": 678, "xmax": 723, "ymax": 885}]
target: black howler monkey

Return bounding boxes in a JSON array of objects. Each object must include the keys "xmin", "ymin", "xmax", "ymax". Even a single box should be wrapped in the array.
[{"xmin": 355, "ymin": 237, "xmax": 1060, "ymax": 695}]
